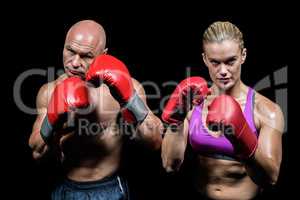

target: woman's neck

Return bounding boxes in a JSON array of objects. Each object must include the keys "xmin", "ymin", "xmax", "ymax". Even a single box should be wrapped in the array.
[{"xmin": 211, "ymin": 79, "xmax": 248, "ymax": 99}]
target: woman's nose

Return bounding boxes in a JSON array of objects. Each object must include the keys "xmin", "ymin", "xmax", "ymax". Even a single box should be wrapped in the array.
[{"xmin": 219, "ymin": 64, "xmax": 228, "ymax": 77}]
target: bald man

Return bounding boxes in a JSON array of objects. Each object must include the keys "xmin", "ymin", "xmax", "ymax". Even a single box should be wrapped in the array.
[{"xmin": 28, "ymin": 20, "xmax": 162, "ymax": 200}]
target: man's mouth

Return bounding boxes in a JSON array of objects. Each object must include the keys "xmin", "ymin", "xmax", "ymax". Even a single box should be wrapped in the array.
[{"xmin": 67, "ymin": 69, "xmax": 85, "ymax": 77}]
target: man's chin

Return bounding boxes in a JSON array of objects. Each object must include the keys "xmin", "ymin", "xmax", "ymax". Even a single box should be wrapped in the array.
[
  {"xmin": 73, "ymin": 74, "xmax": 85, "ymax": 80},
  {"xmin": 65, "ymin": 70, "xmax": 72, "ymax": 77}
]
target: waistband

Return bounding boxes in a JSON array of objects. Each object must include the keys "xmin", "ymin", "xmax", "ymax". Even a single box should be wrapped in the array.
[
  {"xmin": 202, "ymin": 153, "xmax": 237, "ymax": 161},
  {"xmin": 63, "ymin": 173, "xmax": 124, "ymax": 190}
]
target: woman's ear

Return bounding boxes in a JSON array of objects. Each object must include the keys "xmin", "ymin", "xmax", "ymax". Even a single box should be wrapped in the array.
[
  {"xmin": 241, "ymin": 48, "xmax": 247, "ymax": 64},
  {"xmin": 202, "ymin": 53, "xmax": 208, "ymax": 67}
]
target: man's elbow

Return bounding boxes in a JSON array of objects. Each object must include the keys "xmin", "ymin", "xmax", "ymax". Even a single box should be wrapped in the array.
[
  {"xmin": 150, "ymin": 135, "xmax": 162, "ymax": 150},
  {"xmin": 138, "ymin": 131, "xmax": 162, "ymax": 150},
  {"xmin": 31, "ymin": 146, "xmax": 49, "ymax": 160},
  {"xmin": 32, "ymin": 150, "xmax": 44, "ymax": 160},
  {"xmin": 28, "ymin": 132, "xmax": 48, "ymax": 160}
]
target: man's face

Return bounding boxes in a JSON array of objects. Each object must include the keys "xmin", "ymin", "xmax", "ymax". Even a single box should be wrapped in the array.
[
  {"xmin": 63, "ymin": 34, "xmax": 104, "ymax": 79},
  {"xmin": 202, "ymin": 40, "xmax": 246, "ymax": 91}
]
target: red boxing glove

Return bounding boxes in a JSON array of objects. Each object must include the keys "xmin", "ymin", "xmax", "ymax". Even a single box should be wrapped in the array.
[
  {"xmin": 86, "ymin": 54, "xmax": 148, "ymax": 123},
  {"xmin": 162, "ymin": 76, "xmax": 210, "ymax": 125},
  {"xmin": 206, "ymin": 94, "xmax": 258, "ymax": 159},
  {"xmin": 40, "ymin": 77, "xmax": 90, "ymax": 143}
]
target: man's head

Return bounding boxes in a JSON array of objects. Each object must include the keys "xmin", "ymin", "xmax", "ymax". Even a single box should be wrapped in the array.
[
  {"xmin": 202, "ymin": 21, "xmax": 246, "ymax": 91},
  {"xmin": 63, "ymin": 20, "xmax": 107, "ymax": 78}
]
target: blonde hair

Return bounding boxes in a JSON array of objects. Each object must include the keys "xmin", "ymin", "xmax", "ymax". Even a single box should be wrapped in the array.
[{"xmin": 203, "ymin": 21, "xmax": 244, "ymax": 50}]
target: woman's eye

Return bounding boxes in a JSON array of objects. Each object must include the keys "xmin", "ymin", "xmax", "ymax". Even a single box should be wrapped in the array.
[{"xmin": 227, "ymin": 59, "xmax": 236, "ymax": 66}]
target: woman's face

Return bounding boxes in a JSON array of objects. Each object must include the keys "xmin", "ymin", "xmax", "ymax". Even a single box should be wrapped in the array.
[{"xmin": 202, "ymin": 40, "xmax": 246, "ymax": 91}]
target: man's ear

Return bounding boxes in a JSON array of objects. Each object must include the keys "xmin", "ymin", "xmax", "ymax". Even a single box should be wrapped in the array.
[
  {"xmin": 202, "ymin": 53, "xmax": 208, "ymax": 67},
  {"xmin": 241, "ymin": 48, "xmax": 247, "ymax": 64},
  {"xmin": 102, "ymin": 48, "xmax": 108, "ymax": 54}
]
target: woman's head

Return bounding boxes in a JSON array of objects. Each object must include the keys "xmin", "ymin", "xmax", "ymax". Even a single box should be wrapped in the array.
[{"xmin": 202, "ymin": 21, "xmax": 247, "ymax": 91}]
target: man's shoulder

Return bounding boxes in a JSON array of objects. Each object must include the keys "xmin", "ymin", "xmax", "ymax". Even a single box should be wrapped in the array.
[
  {"xmin": 131, "ymin": 77, "xmax": 141, "ymax": 86},
  {"xmin": 39, "ymin": 74, "xmax": 68, "ymax": 93},
  {"xmin": 131, "ymin": 78, "xmax": 145, "ymax": 93},
  {"xmin": 37, "ymin": 74, "xmax": 68, "ymax": 103}
]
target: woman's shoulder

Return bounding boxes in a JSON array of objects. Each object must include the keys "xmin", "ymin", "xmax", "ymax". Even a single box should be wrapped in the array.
[{"xmin": 253, "ymin": 90, "xmax": 284, "ymax": 132}]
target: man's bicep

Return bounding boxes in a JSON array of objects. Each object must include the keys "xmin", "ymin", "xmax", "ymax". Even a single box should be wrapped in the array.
[
  {"xmin": 32, "ymin": 110, "xmax": 47, "ymax": 131},
  {"xmin": 29, "ymin": 84, "xmax": 51, "ymax": 146},
  {"xmin": 36, "ymin": 83, "xmax": 53, "ymax": 112},
  {"xmin": 132, "ymin": 78, "xmax": 148, "ymax": 104},
  {"xmin": 32, "ymin": 85, "xmax": 49, "ymax": 130},
  {"xmin": 33, "ymin": 84, "xmax": 52, "ymax": 130}
]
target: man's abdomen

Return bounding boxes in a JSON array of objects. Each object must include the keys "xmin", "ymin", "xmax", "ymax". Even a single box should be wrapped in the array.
[{"xmin": 60, "ymin": 128, "xmax": 123, "ymax": 182}]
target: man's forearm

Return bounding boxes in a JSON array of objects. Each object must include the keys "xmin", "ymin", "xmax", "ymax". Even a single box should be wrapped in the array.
[
  {"xmin": 29, "ymin": 130, "xmax": 49, "ymax": 160},
  {"xmin": 136, "ymin": 113, "xmax": 163, "ymax": 150}
]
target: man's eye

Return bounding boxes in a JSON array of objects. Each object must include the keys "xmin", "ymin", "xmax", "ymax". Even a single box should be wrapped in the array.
[
  {"xmin": 211, "ymin": 61, "xmax": 219, "ymax": 65},
  {"xmin": 83, "ymin": 55, "xmax": 94, "ymax": 59},
  {"xmin": 68, "ymin": 49, "xmax": 76, "ymax": 55},
  {"xmin": 87, "ymin": 55, "xmax": 94, "ymax": 59}
]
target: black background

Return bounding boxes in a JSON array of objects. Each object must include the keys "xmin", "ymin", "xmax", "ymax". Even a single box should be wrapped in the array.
[{"xmin": 7, "ymin": 3, "xmax": 292, "ymax": 199}]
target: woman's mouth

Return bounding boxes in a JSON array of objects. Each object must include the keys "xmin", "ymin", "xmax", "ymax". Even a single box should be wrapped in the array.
[{"xmin": 217, "ymin": 78, "xmax": 231, "ymax": 84}]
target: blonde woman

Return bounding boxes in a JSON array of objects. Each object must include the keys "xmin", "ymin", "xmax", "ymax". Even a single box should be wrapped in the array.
[{"xmin": 161, "ymin": 21, "xmax": 284, "ymax": 199}]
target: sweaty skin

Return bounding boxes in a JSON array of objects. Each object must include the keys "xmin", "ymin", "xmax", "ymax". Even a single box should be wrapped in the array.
[
  {"xmin": 29, "ymin": 20, "xmax": 162, "ymax": 182},
  {"xmin": 162, "ymin": 40, "xmax": 284, "ymax": 199}
]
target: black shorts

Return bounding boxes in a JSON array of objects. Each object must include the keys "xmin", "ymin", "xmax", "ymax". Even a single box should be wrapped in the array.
[{"xmin": 51, "ymin": 174, "xmax": 130, "ymax": 200}]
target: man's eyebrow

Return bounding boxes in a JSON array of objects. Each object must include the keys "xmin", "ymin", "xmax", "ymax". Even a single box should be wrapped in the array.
[
  {"xmin": 65, "ymin": 45, "xmax": 73, "ymax": 50},
  {"xmin": 84, "ymin": 52, "xmax": 95, "ymax": 57},
  {"xmin": 65, "ymin": 45, "xmax": 78, "ymax": 53},
  {"xmin": 65, "ymin": 45, "xmax": 95, "ymax": 57}
]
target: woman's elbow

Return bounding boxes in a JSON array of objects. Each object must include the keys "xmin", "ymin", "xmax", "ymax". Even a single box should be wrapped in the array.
[
  {"xmin": 253, "ymin": 150, "xmax": 282, "ymax": 186},
  {"xmin": 261, "ymin": 155, "xmax": 281, "ymax": 185},
  {"xmin": 269, "ymin": 160, "xmax": 281, "ymax": 185}
]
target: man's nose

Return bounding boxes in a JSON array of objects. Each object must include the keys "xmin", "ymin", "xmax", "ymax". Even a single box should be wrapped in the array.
[{"xmin": 71, "ymin": 55, "xmax": 81, "ymax": 69}]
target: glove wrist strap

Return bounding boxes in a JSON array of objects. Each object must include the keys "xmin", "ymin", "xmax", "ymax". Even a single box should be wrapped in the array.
[{"xmin": 124, "ymin": 92, "xmax": 149, "ymax": 123}]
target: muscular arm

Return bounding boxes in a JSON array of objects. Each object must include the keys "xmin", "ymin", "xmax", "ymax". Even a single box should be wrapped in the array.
[
  {"xmin": 246, "ymin": 95, "xmax": 284, "ymax": 186},
  {"xmin": 28, "ymin": 83, "xmax": 53, "ymax": 160},
  {"xmin": 161, "ymin": 111, "xmax": 191, "ymax": 172},
  {"xmin": 131, "ymin": 79, "xmax": 163, "ymax": 150}
]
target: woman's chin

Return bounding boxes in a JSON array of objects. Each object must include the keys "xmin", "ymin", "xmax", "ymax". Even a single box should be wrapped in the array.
[{"xmin": 217, "ymin": 82, "xmax": 234, "ymax": 92}]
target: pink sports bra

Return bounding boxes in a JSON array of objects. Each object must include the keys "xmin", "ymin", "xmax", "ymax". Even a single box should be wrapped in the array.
[{"xmin": 188, "ymin": 88, "xmax": 258, "ymax": 160}]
